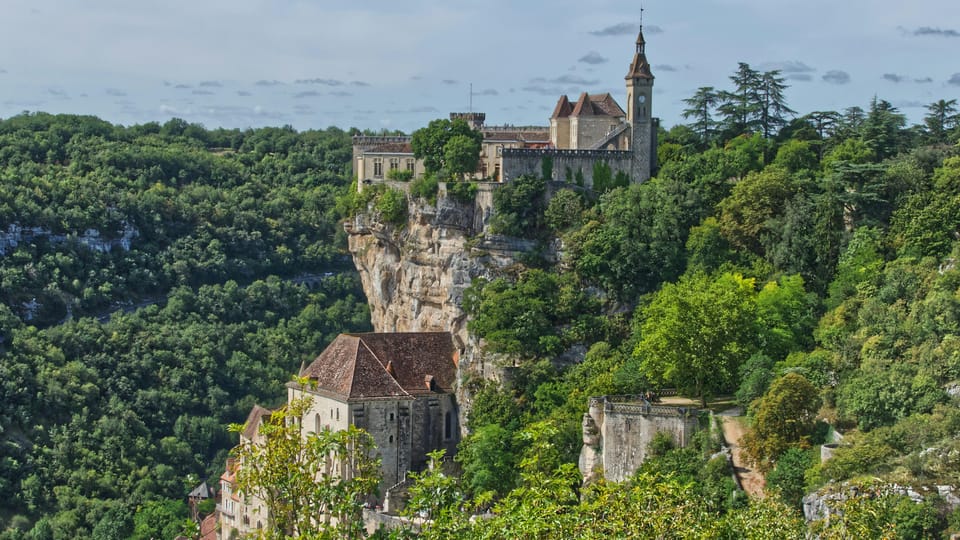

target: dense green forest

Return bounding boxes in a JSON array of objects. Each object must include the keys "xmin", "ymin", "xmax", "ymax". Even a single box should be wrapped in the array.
[
  {"xmin": 2, "ymin": 66, "xmax": 960, "ymax": 538},
  {"xmin": 0, "ymin": 115, "xmax": 371, "ymax": 538}
]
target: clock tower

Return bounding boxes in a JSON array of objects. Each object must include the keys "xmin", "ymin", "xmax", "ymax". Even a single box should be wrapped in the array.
[{"xmin": 625, "ymin": 26, "xmax": 655, "ymax": 182}]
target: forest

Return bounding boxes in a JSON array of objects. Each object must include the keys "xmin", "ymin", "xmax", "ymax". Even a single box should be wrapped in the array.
[
  {"xmin": 0, "ymin": 115, "xmax": 371, "ymax": 539},
  {"xmin": 1, "ymin": 58, "xmax": 960, "ymax": 538}
]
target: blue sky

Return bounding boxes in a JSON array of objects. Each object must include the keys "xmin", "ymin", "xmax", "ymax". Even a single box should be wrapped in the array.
[{"xmin": 1, "ymin": 0, "xmax": 958, "ymax": 133}]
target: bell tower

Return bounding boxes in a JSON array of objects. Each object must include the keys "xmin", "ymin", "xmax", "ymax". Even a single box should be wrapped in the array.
[{"xmin": 625, "ymin": 24, "xmax": 655, "ymax": 182}]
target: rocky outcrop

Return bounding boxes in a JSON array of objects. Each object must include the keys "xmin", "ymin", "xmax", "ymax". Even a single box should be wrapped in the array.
[{"xmin": 345, "ymin": 183, "xmax": 539, "ymax": 394}]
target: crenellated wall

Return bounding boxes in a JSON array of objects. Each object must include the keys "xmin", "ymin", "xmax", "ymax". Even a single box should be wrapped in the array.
[{"xmin": 579, "ymin": 395, "xmax": 700, "ymax": 483}]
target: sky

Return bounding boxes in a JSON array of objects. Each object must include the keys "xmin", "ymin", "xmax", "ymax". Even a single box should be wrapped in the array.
[{"xmin": 1, "ymin": 0, "xmax": 958, "ymax": 133}]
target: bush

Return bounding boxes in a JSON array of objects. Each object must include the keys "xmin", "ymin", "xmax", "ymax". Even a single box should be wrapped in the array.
[
  {"xmin": 375, "ymin": 187, "xmax": 408, "ymax": 226},
  {"xmin": 410, "ymin": 174, "xmax": 439, "ymax": 204},
  {"xmin": 386, "ymin": 168, "xmax": 413, "ymax": 181},
  {"xmin": 447, "ymin": 181, "xmax": 478, "ymax": 204}
]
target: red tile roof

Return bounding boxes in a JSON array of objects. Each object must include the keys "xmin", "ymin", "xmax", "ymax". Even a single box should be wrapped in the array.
[
  {"xmin": 300, "ymin": 333, "xmax": 456, "ymax": 400},
  {"xmin": 556, "ymin": 93, "xmax": 626, "ymax": 119},
  {"xmin": 551, "ymin": 95, "xmax": 573, "ymax": 119},
  {"xmin": 241, "ymin": 405, "xmax": 273, "ymax": 441},
  {"xmin": 200, "ymin": 514, "xmax": 217, "ymax": 540}
]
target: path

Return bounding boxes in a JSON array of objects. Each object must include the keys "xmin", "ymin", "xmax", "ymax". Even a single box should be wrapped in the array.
[{"xmin": 717, "ymin": 408, "xmax": 765, "ymax": 498}]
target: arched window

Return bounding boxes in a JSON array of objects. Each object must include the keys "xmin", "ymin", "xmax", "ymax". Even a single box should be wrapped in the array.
[
  {"xmin": 388, "ymin": 435, "xmax": 394, "ymax": 444},
  {"xmin": 315, "ymin": 413, "xmax": 321, "ymax": 433}
]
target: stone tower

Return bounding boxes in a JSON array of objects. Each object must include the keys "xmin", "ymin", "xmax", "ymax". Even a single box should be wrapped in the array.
[{"xmin": 625, "ymin": 27, "xmax": 656, "ymax": 182}]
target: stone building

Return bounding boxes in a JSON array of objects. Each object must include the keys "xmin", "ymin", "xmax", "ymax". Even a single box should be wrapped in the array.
[
  {"xmin": 352, "ymin": 26, "xmax": 658, "ymax": 188},
  {"xmin": 289, "ymin": 332, "xmax": 460, "ymax": 495},
  {"xmin": 219, "ymin": 405, "xmax": 272, "ymax": 538},
  {"xmin": 220, "ymin": 332, "xmax": 460, "ymax": 536},
  {"xmin": 579, "ymin": 395, "xmax": 699, "ymax": 484}
]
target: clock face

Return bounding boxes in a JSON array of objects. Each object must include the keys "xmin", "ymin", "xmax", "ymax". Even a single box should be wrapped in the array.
[{"xmin": 639, "ymin": 95, "xmax": 646, "ymax": 104}]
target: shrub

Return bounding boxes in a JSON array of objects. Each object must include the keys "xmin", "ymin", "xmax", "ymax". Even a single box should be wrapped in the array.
[
  {"xmin": 409, "ymin": 174, "xmax": 439, "ymax": 204},
  {"xmin": 375, "ymin": 187, "xmax": 408, "ymax": 226}
]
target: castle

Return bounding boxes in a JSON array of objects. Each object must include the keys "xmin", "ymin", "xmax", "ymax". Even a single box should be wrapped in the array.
[{"xmin": 353, "ymin": 27, "xmax": 658, "ymax": 189}]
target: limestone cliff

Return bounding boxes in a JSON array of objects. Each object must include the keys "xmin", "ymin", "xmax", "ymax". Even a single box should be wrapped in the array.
[{"xmin": 345, "ymin": 183, "xmax": 537, "ymax": 386}]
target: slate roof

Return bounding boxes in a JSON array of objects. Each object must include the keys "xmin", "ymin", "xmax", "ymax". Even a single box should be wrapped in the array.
[
  {"xmin": 241, "ymin": 405, "xmax": 273, "ymax": 441},
  {"xmin": 364, "ymin": 142, "xmax": 413, "ymax": 154},
  {"xmin": 299, "ymin": 332, "xmax": 456, "ymax": 401},
  {"xmin": 553, "ymin": 93, "xmax": 625, "ymax": 119}
]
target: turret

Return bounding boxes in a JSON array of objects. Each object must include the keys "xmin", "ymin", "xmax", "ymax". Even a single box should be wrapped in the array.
[{"xmin": 625, "ymin": 26, "xmax": 656, "ymax": 182}]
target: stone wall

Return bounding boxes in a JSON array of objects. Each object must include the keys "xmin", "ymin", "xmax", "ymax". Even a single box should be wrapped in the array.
[
  {"xmin": 501, "ymin": 148, "xmax": 633, "ymax": 188},
  {"xmin": 579, "ymin": 395, "xmax": 700, "ymax": 483}
]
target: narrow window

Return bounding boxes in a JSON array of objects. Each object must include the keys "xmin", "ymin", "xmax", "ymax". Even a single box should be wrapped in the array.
[
  {"xmin": 389, "ymin": 412, "xmax": 395, "ymax": 422},
  {"xmin": 406, "ymin": 158, "xmax": 415, "ymax": 172},
  {"xmin": 315, "ymin": 413, "xmax": 321, "ymax": 433},
  {"xmin": 389, "ymin": 435, "xmax": 394, "ymax": 444},
  {"xmin": 373, "ymin": 158, "xmax": 383, "ymax": 178},
  {"xmin": 336, "ymin": 408, "xmax": 340, "ymax": 420},
  {"xmin": 389, "ymin": 157, "xmax": 400, "ymax": 171},
  {"xmin": 444, "ymin": 411, "xmax": 452, "ymax": 440}
]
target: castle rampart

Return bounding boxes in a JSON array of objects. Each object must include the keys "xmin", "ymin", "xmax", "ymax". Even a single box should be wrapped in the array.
[
  {"xmin": 501, "ymin": 149, "xmax": 633, "ymax": 188},
  {"xmin": 579, "ymin": 395, "xmax": 700, "ymax": 483}
]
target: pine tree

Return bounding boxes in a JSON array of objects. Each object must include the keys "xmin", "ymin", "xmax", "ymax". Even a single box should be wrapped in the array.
[
  {"xmin": 718, "ymin": 62, "xmax": 762, "ymax": 137},
  {"xmin": 682, "ymin": 86, "xmax": 721, "ymax": 146},
  {"xmin": 923, "ymin": 98, "xmax": 959, "ymax": 144},
  {"xmin": 757, "ymin": 70, "xmax": 795, "ymax": 139}
]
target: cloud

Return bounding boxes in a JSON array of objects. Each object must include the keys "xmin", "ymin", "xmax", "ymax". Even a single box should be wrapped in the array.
[
  {"xmin": 4, "ymin": 99, "xmax": 45, "ymax": 107},
  {"xmin": 949, "ymin": 73, "xmax": 960, "ymax": 86},
  {"xmin": 822, "ymin": 70, "xmax": 850, "ymax": 84},
  {"xmin": 295, "ymin": 78, "xmax": 344, "ymax": 86},
  {"xmin": 914, "ymin": 77, "xmax": 933, "ymax": 83},
  {"xmin": 912, "ymin": 26, "xmax": 960, "ymax": 37},
  {"xmin": 0, "ymin": 68, "xmax": 6, "ymax": 74},
  {"xmin": 237, "ymin": 90, "xmax": 252, "ymax": 97},
  {"xmin": 882, "ymin": 73, "xmax": 907, "ymax": 83},
  {"xmin": 654, "ymin": 64, "xmax": 678, "ymax": 72},
  {"xmin": 589, "ymin": 22, "xmax": 662, "ymax": 36},
  {"xmin": 578, "ymin": 51, "xmax": 608, "ymax": 65},
  {"xmin": 350, "ymin": 81, "xmax": 370, "ymax": 87},
  {"xmin": 48, "ymin": 88, "xmax": 69, "ymax": 98},
  {"xmin": 410, "ymin": 75, "xmax": 423, "ymax": 81},
  {"xmin": 330, "ymin": 90, "xmax": 353, "ymax": 97},
  {"xmin": 174, "ymin": 84, "xmax": 191, "ymax": 89},
  {"xmin": 442, "ymin": 79, "xmax": 458, "ymax": 85},
  {"xmin": 255, "ymin": 80, "xmax": 284, "ymax": 86},
  {"xmin": 758, "ymin": 60, "xmax": 815, "ymax": 73},
  {"xmin": 199, "ymin": 80, "xmax": 222, "ymax": 88},
  {"xmin": 786, "ymin": 73, "xmax": 813, "ymax": 82},
  {"xmin": 475, "ymin": 88, "xmax": 499, "ymax": 96},
  {"xmin": 105, "ymin": 88, "xmax": 127, "ymax": 97},
  {"xmin": 295, "ymin": 90, "xmax": 322, "ymax": 98},
  {"xmin": 192, "ymin": 89, "xmax": 215, "ymax": 95},
  {"xmin": 387, "ymin": 106, "xmax": 439, "ymax": 114},
  {"xmin": 531, "ymin": 74, "xmax": 600, "ymax": 86},
  {"xmin": 521, "ymin": 85, "xmax": 564, "ymax": 96}
]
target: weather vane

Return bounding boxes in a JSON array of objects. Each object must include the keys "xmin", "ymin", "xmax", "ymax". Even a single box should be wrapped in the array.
[{"xmin": 640, "ymin": 4, "xmax": 644, "ymax": 27}]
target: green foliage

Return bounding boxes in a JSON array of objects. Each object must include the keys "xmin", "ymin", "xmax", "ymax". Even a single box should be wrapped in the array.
[
  {"xmin": 490, "ymin": 174, "xmax": 546, "ymax": 237},
  {"xmin": 408, "ymin": 173, "xmax": 439, "ymax": 204},
  {"xmin": 540, "ymin": 155, "xmax": 553, "ymax": 181},
  {"xmin": 231, "ymin": 396, "xmax": 381, "ymax": 539},
  {"xmin": 766, "ymin": 447, "xmax": 813, "ymax": 508},
  {"xmin": 742, "ymin": 373, "xmax": 820, "ymax": 471},
  {"xmin": 634, "ymin": 272, "xmax": 759, "ymax": 405},
  {"xmin": 591, "ymin": 161, "xmax": 613, "ymax": 192},
  {"xmin": 373, "ymin": 187, "xmax": 408, "ymax": 226},
  {"xmin": 410, "ymin": 118, "xmax": 482, "ymax": 176},
  {"xmin": 386, "ymin": 168, "xmax": 413, "ymax": 182},
  {"xmin": 131, "ymin": 499, "xmax": 189, "ymax": 540},
  {"xmin": 445, "ymin": 181, "xmax": 477, "ymax": 204},
  {"xmin": 456, "ymin": 425, "xmax": 517, "ymax": 500},
  {"xmin": 543, "ymin": 188, "xmax": 584, "ymax": 232}
]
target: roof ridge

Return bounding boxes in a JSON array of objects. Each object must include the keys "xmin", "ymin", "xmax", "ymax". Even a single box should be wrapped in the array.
[{"xmin": 356, "ymin": 337, "xmax": 411, "ymax": 398}]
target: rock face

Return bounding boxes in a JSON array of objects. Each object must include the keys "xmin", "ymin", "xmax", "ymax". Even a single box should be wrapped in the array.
[{"xmin": 345, "ymin": 183, "xmax": 538, "ymax": 394}]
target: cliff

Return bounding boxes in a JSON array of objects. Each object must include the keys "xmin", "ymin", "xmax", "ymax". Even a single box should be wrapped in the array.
[{"xmin": 345, "ymin": 183, "xmax": 538, "ymax": 386}]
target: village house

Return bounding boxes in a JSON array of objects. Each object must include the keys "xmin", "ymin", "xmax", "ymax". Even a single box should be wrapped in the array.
[{"xmin": 219, "ymin": 332, "xmax": 459, "ymax": 537}]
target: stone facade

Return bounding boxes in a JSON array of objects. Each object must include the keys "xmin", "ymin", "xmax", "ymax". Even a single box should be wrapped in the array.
[
  {"xmin": 579, "ymin": 395, "xmax": 700, "ymax": 484},
  {"xmin": 353, "ymin": 27, "xmax": 658, "ymax": 188}
]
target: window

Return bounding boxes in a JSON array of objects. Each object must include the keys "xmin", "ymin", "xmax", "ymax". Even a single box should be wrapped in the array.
[
  {"xmin": 496, "ymin": 145, "xmax": 503, "ymax": 157},
  {"xmin": 444, "ymin": 411, "xmax": 453, "ymax": 440},
  {"xmin": 373, "ymin": 158, "xmax": 383, "ymax": 178},
  {"xmin": 389, "ymin": 412, "xmax": 395, "ymax": 422},
  {"xmin": 406, "ymin": 159, "xmax": 415, "ymax": 172},
  {"xmin": 389, "ymin": 157, "xmax": 400, "ymax": 171},
  {"xmin": 315, "ymin": 413, "xmax": 321, "ymax": 433},
  {"xmin": 388, "ymin": 435, "xmax": 394, "ymax": 444},
  {"xmin": 336, "ymin": 408, "xmax": 340, "ymax": 420}
]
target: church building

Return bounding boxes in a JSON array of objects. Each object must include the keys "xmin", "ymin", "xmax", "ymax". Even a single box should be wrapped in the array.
[{"xmin": 352, "ymin": 26, "xmax": 658, "ymax": 188}]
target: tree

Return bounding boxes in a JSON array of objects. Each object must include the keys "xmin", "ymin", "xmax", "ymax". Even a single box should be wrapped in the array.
[
  {"xmin": 410, "ymin": 118, "xmax": 482, "ymax": 176},
  {"xmin": 922, "ymin": 98, "xmax": 959, "ymax": 144},
  {"xmin": 682, "ymin": 86, "xmax": 721, "ymax": 145},
  {"xmin": 634, "ymin": 272, "xmax": 759, "ymax": 406},
  {"xmin": 231, "ymin": 396, "xmax": 381, "ymax": 539},
  {"xmin": 757, "ymin": 70, "xmax": 795, "ymax": 139},
  {"xmin": 741, "ymin": 373, "xmax": 820, "ymax": 471},
  {"xmin": 543, "ymin": 188, "xmax": 584, "ymax": 232},
  {"xmin": 861, "ymin": 97, "xmax": 908, "ymax": 161},
  {"xmin": 718, "ymin": 63, "xmax": 762, "ymax": 138},
  {"xmin": 717, "ymin": 166, "xmax": 798, "ymax": 256}
]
